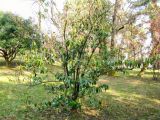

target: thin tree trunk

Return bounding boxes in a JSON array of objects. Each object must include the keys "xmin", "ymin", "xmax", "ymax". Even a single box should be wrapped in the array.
[{"xmin": 72, "ymin": 67, "xmax": 80, "ymax": 101}]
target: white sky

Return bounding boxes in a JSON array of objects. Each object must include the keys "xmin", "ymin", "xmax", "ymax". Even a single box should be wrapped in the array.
[
  {"xmin": 0, "ymin": 0, "xmax": 34, "ymax": 19},
  {"xmin": 0, "ymin": 0, "xmax": 65, "ymax": 19},
  {"xmin": 0, "ymin": 0, "xmax": 65, "ymax": 33},
  {"xmin": 0, "ymin": 0, "xmax": 159, "ymax": 48}
]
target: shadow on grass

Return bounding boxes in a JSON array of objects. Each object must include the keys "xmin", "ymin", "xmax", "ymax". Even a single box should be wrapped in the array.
[
  {"xmin": 20, "ymin": 108, "xmax": 102, "ymax": 120},
  {"xmin": 101, "ymin": 90, "xmax": 160, "ymax": 120},
  {"xmin": 0, "ymin": 59, "xmax": 25, "ymax": 68}
]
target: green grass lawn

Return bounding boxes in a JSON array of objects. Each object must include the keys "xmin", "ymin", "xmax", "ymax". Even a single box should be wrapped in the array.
[
  {"xmin": 0, "ymin": 59, "xmax": 160, "ymax": 120},
  {"xmin": 0, "ymin": 67, "xmax": 54, "ymax": 119},
  {"xmin": 99, "ymin": 73, "xmax": 160, "ymax": 120}
]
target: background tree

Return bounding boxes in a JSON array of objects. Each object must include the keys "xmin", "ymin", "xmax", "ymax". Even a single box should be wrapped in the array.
[
  {"xmin": 130, "ymin": 0, "xmax": 160, "ymax": 76},
  {"xmin": 0, "ymin": 12, "xmax": 41, "ymax": 66}
]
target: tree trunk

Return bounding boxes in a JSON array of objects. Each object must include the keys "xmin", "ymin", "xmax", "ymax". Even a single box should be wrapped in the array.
[
  {"xmin": 4, "ymin": 57, "xmax": 11, "ymax": 66},
  {"xmin": 138, "ymin": 63, "xmax": 147, "ymax": 77},
  {"xmin": 72, "ymin": 82, "xmax": 80, "ymax": 101},
  {"xmin": 110, "ymin": 0, "xmax": 120, "ymax": 50},
  {"xmin": 72, "ymin": 67, "xmax": 80, "ymax": 101},
  {"xmin": 3, "ymin": 50, "xmax": 17, "ymax": 67}
]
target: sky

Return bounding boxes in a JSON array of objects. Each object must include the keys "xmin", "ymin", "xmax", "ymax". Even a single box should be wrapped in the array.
[
  {"xmin": 0, "ymin": 0, "xmax": 159, "ymax": 24},
  {"xmin": 0, "ymin": 0, "xmax": 65, "ymax": 19},
  {"xmin": 0, "ymin": 0, "xmax": 159, "ymax": 48},
  {"xmin": 0, "ymin": 0, "xmax": 34, "ymax": 19},
  {"xmin": 0, "ymin": 0, "xmax": 65, "ymax": 33}
]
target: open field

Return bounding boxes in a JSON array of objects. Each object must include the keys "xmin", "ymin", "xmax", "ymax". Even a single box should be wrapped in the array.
[{"xmin": 0, "ymin": 59, "xmax": 160, "ymax": 120}]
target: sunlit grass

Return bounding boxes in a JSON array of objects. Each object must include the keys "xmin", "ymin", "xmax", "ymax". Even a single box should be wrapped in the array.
[
  {"xmin": 99, "ymin": 73, "xmax": 160, "ymax": 120},
  {"xmin": 0, "ymin": 62, "xmax": 54, "ymax": 119}
]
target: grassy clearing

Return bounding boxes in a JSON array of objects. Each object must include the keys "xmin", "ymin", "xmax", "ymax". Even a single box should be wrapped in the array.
[
  {"xmin": 0, "ymin": 59, "xmax": 160, "ymax": 119},
  {"xmin": 99, "ymin": 72, "xmax": 160, "ymax": 120}
]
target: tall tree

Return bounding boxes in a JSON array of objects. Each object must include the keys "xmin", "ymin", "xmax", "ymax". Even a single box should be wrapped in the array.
[
  {"xmin": 110, "ymin": 0, "xmax": 121, "ymax": 50},
  {"xmin": 131, "ymin": 0, "xmax": 160, "ymax": 76}
]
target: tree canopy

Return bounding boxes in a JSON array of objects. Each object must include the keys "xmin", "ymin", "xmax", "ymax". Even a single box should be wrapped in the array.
[{"xmin": 0, "ymin": 12, "xmax": 41, "ymax": 65}]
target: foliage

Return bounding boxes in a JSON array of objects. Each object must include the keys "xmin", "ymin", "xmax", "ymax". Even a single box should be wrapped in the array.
[
  {"xmin": 32, "ymin": 0, "xmax": 111, "ymax": 110},
  {"xmin": 98, "ymin": 45, "xmax": 125, "ymax": 75},
  {"xmin": 0, "ymin": 12, "xmax": 41, "ymax": 65},
  {"xmin": 24, "ymin": 43, "xmax": 48, "ymax": 85},
  {"xmin": 99, "ymin": 44, "xmax": 160, "ymax": 76}
]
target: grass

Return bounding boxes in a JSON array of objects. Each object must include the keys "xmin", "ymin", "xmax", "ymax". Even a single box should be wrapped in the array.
[
  {"xmin": 99, "ymin": 72, "xmax": 160, "ymax": 120},
  {"xmin": 0, "ymin": 59, "xmax": 160, "ymax": 119},
  {"xmin": 0, "ymin": 67, "xmax": 54, "ymax": 119}
]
